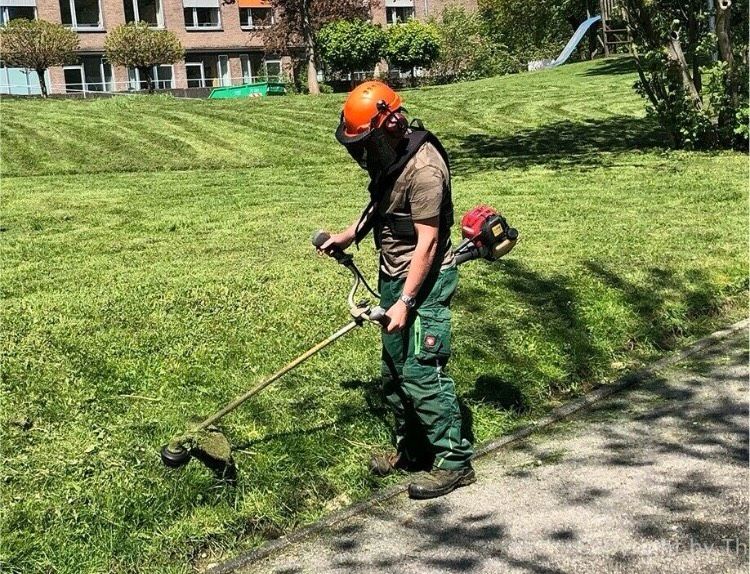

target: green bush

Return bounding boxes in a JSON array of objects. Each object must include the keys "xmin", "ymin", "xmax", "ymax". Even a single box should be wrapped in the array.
[
  {"xmin": 318, "ymin": 19, "xmax": 386, "ymax": 77},
  {"xmin": 623, "ymin": 0, "xmax": 748, "ymax": 149},
  {"xmin": 383, "ymin": 19, "xmax": 440, "ymax": 79},
  {"xmin": 434, "ymin": 5, "xmax": 521, "ymax": 82}
]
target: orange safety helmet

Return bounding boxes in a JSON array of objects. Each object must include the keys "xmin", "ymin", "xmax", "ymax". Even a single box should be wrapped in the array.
[{"xmin": 335, "ymin": 81, "xmax": 404, "ymax": 146}]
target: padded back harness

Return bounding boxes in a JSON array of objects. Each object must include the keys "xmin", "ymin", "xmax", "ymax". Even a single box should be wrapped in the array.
[{"xmin": 354, "ymin": 125, "xmax": 454, "ymax": 249}]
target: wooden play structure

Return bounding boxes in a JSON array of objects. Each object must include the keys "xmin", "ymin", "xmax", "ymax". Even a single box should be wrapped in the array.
[{"xmin": 599, "ymin": 0, "xmax": 632, "ymax": 56}]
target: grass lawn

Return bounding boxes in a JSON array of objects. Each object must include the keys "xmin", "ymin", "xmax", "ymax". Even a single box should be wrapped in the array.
[{"xmin": 1, "ymin": 58, "xmax": 747, "ymax": 573}]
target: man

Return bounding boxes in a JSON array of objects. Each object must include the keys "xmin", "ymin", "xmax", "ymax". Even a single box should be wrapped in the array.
[{"xmin": 319, "ymin": 81, "xmax": 474, "ymax": 500}]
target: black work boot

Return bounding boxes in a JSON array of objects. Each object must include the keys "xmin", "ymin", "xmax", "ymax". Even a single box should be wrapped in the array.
[{"xmin": 407, "ymin": 466, "xmax": 476, "ymax": 499}]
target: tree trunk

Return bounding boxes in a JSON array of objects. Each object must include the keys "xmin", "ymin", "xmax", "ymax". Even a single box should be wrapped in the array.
[
  {"xmin": 666, "ymin": 32, "xmax": 702, "ymax": 109},
  {"xmin": 302, "ymin": 0, "xmax": 319, "ymax": 95},
  {"xmin": 139, "ymin": 66, "xmax": 154, "ymax": 94},
  {"xmin": 716, "ymin": 0, "xmax": 736, "ymax": 106},
  {"xmin": 36, "ymin": 68, "xmax": 47, "ymax": 98}
]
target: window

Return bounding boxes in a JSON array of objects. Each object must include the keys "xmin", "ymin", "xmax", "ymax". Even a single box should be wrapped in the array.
[
  {"xmin": 185, "ymin": 62, "xmax": 205, "ymax": 87},
  {"xmin": 264, "ymin": 59, "xmax": 281, "ymax": 82},
  {"xmin": 184, "ymin": 54, "xmax": 223, "ymax": 87},
  {"xmin": 239, "ymin": 7, "xmax": 272, "ymax": 29},
  {"xmin": 183, "ymin": 0, "xmax": 220, "ymax": 29},
  {"xmin": 239, "ymin": 54, "xmax": 252, "ymax": 84},
  {"xmin": 64, "ymin": 56, "xmax": 113, "ymax": 93},
  {"xmin": 59, "ymin": 0, "xmax": 102, "ymax": 29},
  {"xmin": 0, "ymin": 3, "xmax": 37, "ymax": 25},
  {"xmin": 386, "ymin": 6, "xmax": 414, "ymax": 24},
  {"xmin": 218, "ymin": 54, "xmax": 230, "ymax": 86},
  {"xmin": 124, "ymin": 0, "xmax": 163, "ymax": 27},
  {"xmin": 0, "ymin": 62, "xmax": 43, "ymax": 95},
  {"xmin": 385, "ymin": 0, "xmax": 414, "ymax": 24},
  {"xmin": 128, "ymin": 65, "xmax": 173, "ymax": 90}
]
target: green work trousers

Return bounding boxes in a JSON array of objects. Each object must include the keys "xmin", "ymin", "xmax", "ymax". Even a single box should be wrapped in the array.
[{"xmin": 379, "ymin": 266, "xmax": 474, "ymax": 471}]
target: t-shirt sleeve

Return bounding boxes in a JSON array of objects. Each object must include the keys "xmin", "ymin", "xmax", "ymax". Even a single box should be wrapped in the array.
[{"xmin": 409, "ymin": 166, "xmax": 445, "ymax": 221}]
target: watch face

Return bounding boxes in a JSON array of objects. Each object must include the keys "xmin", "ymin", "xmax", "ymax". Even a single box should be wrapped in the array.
[{"xmin": 401, "ymin": 295, "xmax": 416, "ymax": 308}]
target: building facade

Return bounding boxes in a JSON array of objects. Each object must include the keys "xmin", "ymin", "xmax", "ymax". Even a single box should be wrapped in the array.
[{"xmin": 0, "ymin": 0, "xmax": 476, "ymax": 95}]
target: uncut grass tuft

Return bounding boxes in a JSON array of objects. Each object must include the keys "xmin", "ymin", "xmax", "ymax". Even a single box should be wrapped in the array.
[{"xmin": 1, "ymin": 58, "xmax": 747, "ymax": 573}]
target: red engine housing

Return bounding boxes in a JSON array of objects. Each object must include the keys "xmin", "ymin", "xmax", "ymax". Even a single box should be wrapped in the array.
[{"xmin": 461, "ymin": 205, "xmax": 505, "ymax": 248}]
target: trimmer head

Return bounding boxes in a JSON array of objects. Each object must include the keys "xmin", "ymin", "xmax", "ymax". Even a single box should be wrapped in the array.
[
  {"xmin": 161, "ymin": 444, "xmax": 191, "ymax": 468},
  {"xmin": 161, "ymin": 427, "xmax": 236, "ymax": 481}
]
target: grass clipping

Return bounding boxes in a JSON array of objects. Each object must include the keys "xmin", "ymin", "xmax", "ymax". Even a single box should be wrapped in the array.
[{"xmin": 192, "ymin": 427, "xmax": 236, "ymax": 481}]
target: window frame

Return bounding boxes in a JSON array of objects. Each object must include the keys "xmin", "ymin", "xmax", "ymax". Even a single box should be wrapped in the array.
[
  {"xmin": 239, "ymin": 54, "xmax": 252, "ymax": 84},
  {"xmin": 184, "ymin": 6, "xmax": 221, "ymax": 30},
  {"xmin": 0, "ymin": 5, "xmax": 37, "ymax": 25},
  {"xmin": 124, "ymin": 0, "xmax": 163, "ymax": 28},
  {"xmin": 238, "ymin": 6, "xmax": 273, "ymax": 30},
  {"xmin": 185, "ymin": 61, "xmax": 206, "ymax": 88},
  {"xmin": 386, "ymin": 6, "xmax": 414, "ymax": 25},
  {"xmin": 63, "ymin": 57, "xmax": 114, "ymax": 93},
  {"xmin": 0, "ymin": 61, "xmax": 45, "ymax": 95},
  {"xmin": 263, "ymin": 58, "xmax": 281, "ymax": 82},
  {"xmin": 60, "ymin": 0, "xmax": 104, "ymax": 30},
  {"xmin": 217, "ymin": 54, "xmax": 231, "ymax": 86},
  {"xmin": 128, "ymin": 64, "xmax": 174, "ymax": 91}
]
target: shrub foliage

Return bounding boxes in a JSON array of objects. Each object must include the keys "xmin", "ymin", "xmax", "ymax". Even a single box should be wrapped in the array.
[
  {"xmin": 622, "ymin": 0, "xmax": 748, "ymax": 149},
  {"xmin": 318, "ymin": 19, "xmax": 386, "ymax": 78},
  {"xmin": 104, "ymin": 22, "xmax": 184, "ymax": 94},
  {"xmin": 383, "ymin": 18, "xmax": 440, "ymax": 80}
]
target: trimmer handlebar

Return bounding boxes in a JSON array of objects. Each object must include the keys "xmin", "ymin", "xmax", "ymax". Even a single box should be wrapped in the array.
[{"xmin": 312, "ymin": 230, "xmax": 388, "ymax": 327}]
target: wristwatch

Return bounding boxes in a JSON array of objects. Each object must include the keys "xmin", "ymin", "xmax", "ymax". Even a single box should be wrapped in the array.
[{"xmin": 399, "ymin": 293, "xmax": 417, "ymax": 309}]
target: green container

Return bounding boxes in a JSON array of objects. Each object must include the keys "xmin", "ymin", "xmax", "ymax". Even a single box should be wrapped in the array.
[{"xmin": 208, "ymin": 82, "xmax": 286, "ymax": 99}]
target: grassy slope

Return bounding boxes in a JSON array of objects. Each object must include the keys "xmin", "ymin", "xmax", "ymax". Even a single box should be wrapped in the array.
[{"xmin": 1, "ymin": 59, "xmax": 747, "ymax": 573}]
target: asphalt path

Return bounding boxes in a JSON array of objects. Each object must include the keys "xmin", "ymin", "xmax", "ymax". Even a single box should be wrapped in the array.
[{"xmin": 235, "ymin": 330, "xmax": 749, "ymax": 574}]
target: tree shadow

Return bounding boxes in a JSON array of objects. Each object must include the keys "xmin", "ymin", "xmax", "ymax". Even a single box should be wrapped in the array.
[
  {"xmin": 456, "ymin": 259, "xmax": 608, "ymax": 396},
  {"xmin": 450, "ymin": 115, "xmax": 665, "ymax": 175},
  {"xmin": 454, "ymin": 259, "xmax": 743, "ymax": 422},
  {"xmin": 581, "ymin": 57, "xmax": 637, "ymax": 76}
]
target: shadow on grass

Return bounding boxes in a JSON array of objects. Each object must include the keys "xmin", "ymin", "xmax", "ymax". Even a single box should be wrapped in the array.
[
  {"xmin": 455, "ymin": 259, "xmax": 735, "ymax": 404},
  {"xmin": 581, "ymin": 57, "xmax": 637, "ymax": 76},
  {"xmin": 450, "ymin": 115, "xmax": 665, "ymax": 174}
]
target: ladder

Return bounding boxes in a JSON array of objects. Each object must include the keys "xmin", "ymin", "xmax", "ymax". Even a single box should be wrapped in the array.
[{"xmin": 599, "ymin": 0, "xmax": 631, "ymax": 55}]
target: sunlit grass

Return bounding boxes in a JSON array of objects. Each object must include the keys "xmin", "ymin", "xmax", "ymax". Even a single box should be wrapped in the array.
[{"xmin": 1, "ymin": 58, "xmax": 747, "ymax": 573}]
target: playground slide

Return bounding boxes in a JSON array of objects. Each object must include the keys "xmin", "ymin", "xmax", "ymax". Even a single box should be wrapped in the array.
[{"xmin": 549, "ymin": 15, "xmax": 601, "ymax": 67}]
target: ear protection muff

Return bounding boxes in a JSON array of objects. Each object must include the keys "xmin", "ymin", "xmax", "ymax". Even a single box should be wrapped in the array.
[{"xmin": 375, "ymin": 99, "xmax": 408, "ymax": 137}]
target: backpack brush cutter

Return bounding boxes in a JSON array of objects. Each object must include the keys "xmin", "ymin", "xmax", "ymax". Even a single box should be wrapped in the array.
[{"xmin": 160, "ymin": 205, "xmax": 518, "ymax": 479}]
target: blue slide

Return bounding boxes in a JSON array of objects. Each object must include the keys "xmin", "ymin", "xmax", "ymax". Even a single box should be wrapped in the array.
[{"xmin": 549, "ymin": 15, "xmax": 601, "ymax": 67}]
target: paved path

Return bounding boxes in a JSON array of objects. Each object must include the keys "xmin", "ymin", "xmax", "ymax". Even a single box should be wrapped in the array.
[{"xmin": 238, "ymin": 331, "xmax": 749, "ymax": 574}]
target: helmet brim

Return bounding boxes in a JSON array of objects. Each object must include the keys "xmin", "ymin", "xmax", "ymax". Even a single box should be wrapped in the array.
[{"xmin": 335, "ymin": 120, "xmax": 374, "ymax": 146}]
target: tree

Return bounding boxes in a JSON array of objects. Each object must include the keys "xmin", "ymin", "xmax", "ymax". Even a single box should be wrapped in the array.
[
  {"xmin": 265, "ymin": 0, "xmax": 378, "ymax": 95},
  {"xmin": 104, "ymin": 22, "xmax": 184, "ymax": 94},
  {"xmin": 383, "ymin": 19, "xmax": 440, "ymax": 82},
  {"xmin": 479, "ymin": 0, "xmax": 592, "ymax": 64},
  {"xmin": 0, "ymin": 19, "xmax": 78, "ymax": 98},
  {"xmin": 621, "ymin": 0, "xmax": 748, "ymax": 148},
  {"xmin": 434, "ymin": 5, "xmax": 520, "ymax": 82},
  {"xmin": 318, "ymin": 19, "xmax": 385, "ymax": 83}
]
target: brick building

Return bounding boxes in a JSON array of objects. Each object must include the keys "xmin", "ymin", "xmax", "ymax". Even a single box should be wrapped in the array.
[{"xmin": 0, "ymin": 0, "xmax": 476, "ymax": 95}]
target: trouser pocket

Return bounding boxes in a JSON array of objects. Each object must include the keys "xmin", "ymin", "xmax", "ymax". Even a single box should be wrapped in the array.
[{"xmin": 414, "ymin": 306, "xmax": 452, "ymax": 362}]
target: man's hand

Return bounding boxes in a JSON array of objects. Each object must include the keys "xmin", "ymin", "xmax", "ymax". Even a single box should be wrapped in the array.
[
  {"xmin": 384, "ymin": 299, "xmax": 409, "ymax": 333},
  {"xmin": 317, "ymin": 229, "xmax": 355, "ymax": 257}
]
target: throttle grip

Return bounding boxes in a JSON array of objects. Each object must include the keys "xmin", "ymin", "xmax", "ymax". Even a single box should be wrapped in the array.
[
  {"xmin": 368, "ymin": 306, "xmax": 390, "ymax": 327},
  {"xmin": 312, "ymin": 229, "xmax": 351, "ymax": 265}
]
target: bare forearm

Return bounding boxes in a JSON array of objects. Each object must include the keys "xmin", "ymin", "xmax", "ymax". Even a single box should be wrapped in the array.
[{"xmin": 403, "ymin": 236, "xmax": 438, "ymax": 297}]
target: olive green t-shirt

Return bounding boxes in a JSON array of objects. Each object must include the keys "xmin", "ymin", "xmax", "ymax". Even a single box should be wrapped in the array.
[{"xmin": 377, "ymin": 142, "xmax": 455, "ymax": 278}]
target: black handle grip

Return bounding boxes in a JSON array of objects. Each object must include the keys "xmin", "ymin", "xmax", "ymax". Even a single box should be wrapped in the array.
[
  {"xmin": 312, "ymin": 230, "xmax": 351, "ymax": 265},
  {"xmin": 368, "ymin": 306, "xmax": 390, "ymax": 327}
]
